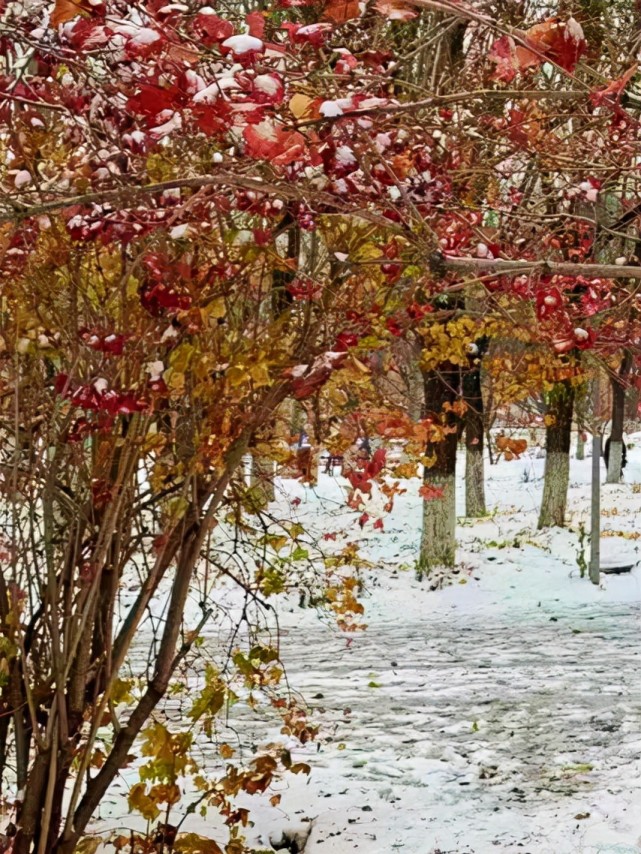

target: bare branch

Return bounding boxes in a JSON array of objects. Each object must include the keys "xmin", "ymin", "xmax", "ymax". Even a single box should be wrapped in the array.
[{"xmin": 433, "ymin": 252, "xmax": 641, "ymax": 281}]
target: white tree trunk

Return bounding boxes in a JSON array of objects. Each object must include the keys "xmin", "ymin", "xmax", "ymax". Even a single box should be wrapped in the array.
[
  {"xmin": 538, "ymin": 451, "xmax": 570, "ymax": 528},
  {"xmin": 606, "ymin": 440, "xmax": 623, "ymax": 483},
  {"xmin": 419, "ymin": 474, "xmax": 456, "ymax": 571}
]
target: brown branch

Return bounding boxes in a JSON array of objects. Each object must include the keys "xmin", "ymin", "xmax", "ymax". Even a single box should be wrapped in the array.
[
  {"xmin": 431, "ymin": 252, "xmax": 641, "ymax": 280},
  {"xmin": 0, "ymin": 173, "xmax": 396, "ymax": 232},
  {"xmin": 296, "ymin": 88, "xmax": 587, "ymax": 127},
  {"xmin": 0, "ymin": 92, "xmax": 65, "ymax": 111}
]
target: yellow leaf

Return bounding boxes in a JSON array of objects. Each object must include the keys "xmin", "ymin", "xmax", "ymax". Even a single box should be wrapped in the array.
[
  {"xmin": 170, "ymin": 342, "xmax": 196, "ymax": 373},
  {"xmin": 164, "ymin": 496, "xmax": 189, "ymax": 521},
  {"xmin": 110, "ymin": 678, "xmax": 134, "ymax": 705},
  {"xmin": 165, "ymin": 368, "xmax": 185, "ymax": 393},
  {"xmin": 249, "ymin": 361, "xmax": 270, "ymax": 387},
  {"xmin": 226, "ymin": 365, "xmax": 249, "ymax": 387},
  {"xmin": 175, "ymin": 833, "xmax": 223, "ymax": 854},
  {"xmin": 289, "ymin": 94, "xmax": 314, "ymax": 119},
  {"xmin": 219, "ymin": 743, "xmax": 235, "ymax": 759},
  {"xmin": 73, "ymin": 838, "xmax": 102, "ymax": 854},
  {"xmin": 128, "ymin": 782, "xmax": 160, "ymax": 822},
  {"xmin": 206, "ymin": 298, "xmax": 226, "ymax": 319}
]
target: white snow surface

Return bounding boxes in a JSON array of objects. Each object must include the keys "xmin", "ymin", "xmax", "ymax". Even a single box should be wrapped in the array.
[{"xmin": 92, "ymin": 437, "xmax": 641, "ymax": 853}]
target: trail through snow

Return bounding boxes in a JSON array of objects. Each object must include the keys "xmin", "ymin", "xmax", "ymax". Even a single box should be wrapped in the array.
[{"xmin": 95, "ymin": 438, "xmax": 641, "ymax": 854}]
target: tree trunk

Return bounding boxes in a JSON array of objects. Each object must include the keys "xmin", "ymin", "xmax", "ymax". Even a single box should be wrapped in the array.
[
  {"xmin": 419, "ymin": 363, "xmax": 459, "ymax": 571},
  {"xmin": 394, "ymin": 339, "xmax": 424, "ymax": 421},
  {"xmin": 606, "ymin": 350, "xmax": 632, "ymax": 483},
  {"xmin": 463, "ymin": 340, "xmax": 487, "ymax": 517},
  {"xmin": 538, "ymin": 380, "xmax": 575, "ymax": 529},
  {"xmin": 250, "ymin": 453, "xmax": 276, "ymax": 507},
  {"xmin": 576, "ymin": 431, "xmax": 585, "ymax": 460}
]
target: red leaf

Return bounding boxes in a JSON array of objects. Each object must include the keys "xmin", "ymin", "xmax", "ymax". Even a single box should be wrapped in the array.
[
  {"xmin": 282, "ymin": 22, "xmax": 333, "ymax": 48},
  {"xmin": 55, "ymin": 373, "xmax": 71, "ymax": 395},
  {"xmin": 193, "ymin": 10, "xmax": 234, "ymax": 45},
  {"xmin": 488, "ymin": 35, "xmax": 538, "ymax": 83},
  {"xmin": 66, "ymin": 19, "xmax": 110, "ymax": 50},
  {"xmin": 79, "ymin": 329, "xmax": 127, "ymax": 355},
  {"xmin": 358, "ymin": 512, "xmax": 369, "ymax": 528},
  {"xmin": 525, "ymin": 17, "xmax": 586, "ymax": 73},
  {"xmin": 366, "ymin": 448, "xmax": 386, "ymax": 478},
  {"xmin": 243, "ymin": 120, "xmax": 306, "ymax": 166},
  {"xmin": 251, "ymin": 73, "xmax": 285, "ymax": 105},
  {"xmin": 191, "ymin": 99, "xmax": 234, "ymax": 137},
  {"xmin": 127, "ymin": 84, "xmax": 180, "ymax": 118},
  {"xmin": 536, "ymin": 287, "xmax": 563, "ymax": 320},
  {"xmin": 119, "ymin": 26, "xmax": 165, "ymax": 59},
  {"xmin": 246, "ymin": 10, "xmax": 266, "ymax": 38},
  {"xmin": 373, "ymin": 518, "xmax": 384, "ymax": 531},
  {"xmin": 489, "ymin": 18, "xmax": 585, "ymax": 82}
]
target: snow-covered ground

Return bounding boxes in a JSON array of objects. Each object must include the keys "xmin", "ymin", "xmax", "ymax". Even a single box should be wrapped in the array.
[{"xmin": 96, "ymin": 437, "xmax": 641, "ymax": 854}]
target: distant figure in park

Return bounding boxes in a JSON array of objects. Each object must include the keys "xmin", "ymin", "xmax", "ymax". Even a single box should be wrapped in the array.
[{"xmin": 603, "ymin": 436, "xmax": 627, "ymax": 479}]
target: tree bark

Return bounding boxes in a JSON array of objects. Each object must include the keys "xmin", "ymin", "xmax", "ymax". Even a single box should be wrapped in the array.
[
  {"xmin": 394, "ymin": 339, "xmax": 424, "ymax": 421},
  {"xmin": 419, "ymin": 363, "xmax": 459, "ymax": 570},
  {"xmin": 250, "ymin": 453, "xmax": 276, "ymax": 507},
  {"xmin": 463, "ymin": 340, "xmax": 487, "ymax": 517},
  {"xmin": 538, "ymin": 380, "xmax": 575, "ymax": 529},
  {"xmin": 606, "ymin": 350, "xmax": 632, "ymax": 483}
]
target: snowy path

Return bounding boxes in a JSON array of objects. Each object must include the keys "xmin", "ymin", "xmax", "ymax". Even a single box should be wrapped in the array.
[
  {"xmin": 270, "ymin": 588, "xmax": 641, "ymax": 854},
  {"xmin": 99, "ymin": 446, "xmax": 641, "ymax": 854}
]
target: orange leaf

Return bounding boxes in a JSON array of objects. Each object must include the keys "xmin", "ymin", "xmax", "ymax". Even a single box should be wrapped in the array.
[
  {"xmin": 591, "ymin": 63, "xmax": 638, "ymax": 108},
  {"xmin": 418, "ymin": 483, "xmax": 445, "ymax": 501},
  {"xmin": 323, "ymin": 0, "xmax": 361, "ymax": 23},
  {"xmin": 523, "ymin": 17, "xmax": 586, "ymax": 72},
  {"xmin": 51, "ymin": 0, "xmax": 90, "ymax": 26}
]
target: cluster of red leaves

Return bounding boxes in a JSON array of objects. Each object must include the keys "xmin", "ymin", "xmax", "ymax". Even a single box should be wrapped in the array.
[
  {"xmin": 55, "ymin": 374, "xmax": 148, "ymax": 416},
  {"xmin": 346, "ymin": 447, "xmax": 386, "ymax": 494},
  {"xmin": 533, "ymin": 277, "xmax": 602, "ymax": 354},
  {"xmin": 489, "ymin": 17, "xmax": 586, "ymax": 83},
  {"xmin": 79, "ymin": 329, "xmax": 128, "ymax": 355}
]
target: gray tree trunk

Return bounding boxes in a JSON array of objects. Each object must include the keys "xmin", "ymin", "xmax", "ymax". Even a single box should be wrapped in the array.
[
  {"xmin": 606, "ymin": 441, "xmax": 623, "ymax": 484},
  {"xmin": 420, "ymin": 473, "xmax": 456, "ymax": 569},
  {"xmin": 538, "ymin": 379, "xmax": 574, "ymax": 529},
  {"xmin": 394, "ymin": 339, "xmax": 424, "ymax": 421},
  {"xmin": 465, "ymin": 447, "xmax": 485, "ymax": 518},
  {"xmin": 606, "ymin": 350, "xmax": 632, "ymax": 483},
  {"xmin": 419, "ymin": 363, "xmax": 459, "ymax": 571}
]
